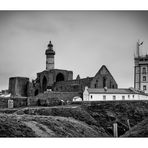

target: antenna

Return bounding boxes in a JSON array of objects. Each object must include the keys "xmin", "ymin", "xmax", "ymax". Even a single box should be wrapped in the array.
[
  {"xmin": 137, "ymin": 40, "xmax": 140, "ymax": 57},
  {"xmin": 136, "ymin": 40, "xmax": 144, "ymax": 57}
]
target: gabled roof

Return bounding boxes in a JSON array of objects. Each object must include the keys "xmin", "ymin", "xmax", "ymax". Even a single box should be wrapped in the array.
[
  {"xmin": 87, "ymin": 88, "xmax": 148, "ymax": 96},
  {"xmin": 94, "ymin": 65, "xmax": 117, "ymax": 83}
]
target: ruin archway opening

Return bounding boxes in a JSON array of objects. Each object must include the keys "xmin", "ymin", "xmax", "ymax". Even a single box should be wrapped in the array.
[
  {"xmin": 34, "ymin": 89, "xmax": 39, "ymax": 96},
  {"xmin": 42, "ymin": 76, "xmax": 47, "ymax": 92},
  {"xmin": 56, "ymin": 73, "xmax": 65, "ymax": 82}
]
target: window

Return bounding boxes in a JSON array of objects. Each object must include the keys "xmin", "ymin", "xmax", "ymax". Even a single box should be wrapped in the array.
[
  {"xmin": 94, "ymin": 80, "xmax": 98, "ymax": 88},
  {"xmin": 122, "ymin": 96, "xmax": 125, "ymax": 100},
  {"xmin": 60, "ymin": 86, "xmax": 63, "ymax": 90},
  {"xmin": 103, "ymin": 77, "xmax": 106, "ymax": 88},
  {"xmin": 110, "ymin": 81, "xmax": 112, "ymax": 88},
  {"xmin": 113, "ymin": 95, "xmax": 116, "ymax": 100},
  {"xmin": 142, "ymin": 67, "xmax": 146, "ymax": 74},
  {"xmin": 143, "ymin": 85, "xmax": 147, "ymax": 91},
  {"xmin": 143, "ymin": 76, "xmax": 146, "ymax": 81},
  {"xmin": 103, "ymin": 95, "xmax": 106, "ymax": 100},
  {"xmin": 91, "ymin": 95, "xmax": 93, "ymax": 99},
  {"xmin": 128, "ymin": 95, "xmax": 130, "ymax": 99},
  {"xmin": 133, "ymin": 95, "xmax": 134, "ymax": 98}
]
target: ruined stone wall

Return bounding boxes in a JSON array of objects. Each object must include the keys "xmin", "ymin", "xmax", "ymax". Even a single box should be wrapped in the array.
[
  {"xmin": 0, "ymin": 97, "xmax": 27, "ymax": 108},
  {"xmin": 0, "ymin": 98, "xmax": 9, "ymax": 108},
  {"xmin": 53, "ymin": 77, "xmax": 93, "ymax": 92},
  {"xmin": 9, "ymin": 77, "xmax": 29, "ymax": 97},
  {"xmin": 90, "ymin": 74, "xmax": 118, "ymax": 89},
  {"xmin": 28, "ymin": 91, "xmax": 81, "ymax": 106},
  {"xmin": 27, "ymin": 81, "xmax": 35, "ymax": 97}
]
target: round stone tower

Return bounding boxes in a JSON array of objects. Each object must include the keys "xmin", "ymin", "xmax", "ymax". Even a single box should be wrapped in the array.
[{"xmin": 45, "ymin": 41, "xmax": 55, "ymax": 71}]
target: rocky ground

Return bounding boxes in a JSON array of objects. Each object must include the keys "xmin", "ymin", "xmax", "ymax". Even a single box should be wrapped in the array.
[
  {"xmin": 0, "ymin": 101, "xmax": 148, "ymax": 137},
  {"xmin": 121, "ymin": 118, "xmax": 148, "ymax": 137},
  {"xmin": 83, "ymin": 101, "xmax": 148, "ymax": 136}
]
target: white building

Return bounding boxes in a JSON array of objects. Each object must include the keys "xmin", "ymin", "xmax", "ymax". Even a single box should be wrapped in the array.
[{"xmin": 83, "ymin": 87, "xmax": 148, "ymax": 101}]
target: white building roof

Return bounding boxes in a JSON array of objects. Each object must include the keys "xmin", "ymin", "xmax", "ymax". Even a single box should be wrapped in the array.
[{"xmin": 87, "ymin": 88, "xmax": 148, "ymax": 96}]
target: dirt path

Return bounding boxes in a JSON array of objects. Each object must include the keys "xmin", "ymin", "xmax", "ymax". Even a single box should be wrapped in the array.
[{"xmin": 23, "ymin": 121, "xmax": 55, "ymax": 137}]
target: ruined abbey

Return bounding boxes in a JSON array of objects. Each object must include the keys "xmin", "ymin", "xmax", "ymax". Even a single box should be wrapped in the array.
[{"xmin": 8, "ymin": 41, "xmax": 118, "ymax": 98}]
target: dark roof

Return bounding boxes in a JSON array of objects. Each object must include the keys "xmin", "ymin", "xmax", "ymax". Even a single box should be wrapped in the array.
[
  {"xmin": 88, "ymin": 88, "xmax": 148, "ymax": 96},
  {"xmin": 38, "ymin": 69, "xmax": 73, "ymax": 74},
  {"xmin": 9, "ymin": 77, "xmax": 29, "ymax": 80}
]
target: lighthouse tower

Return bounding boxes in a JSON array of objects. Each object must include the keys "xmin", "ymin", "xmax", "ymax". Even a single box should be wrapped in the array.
[{"xmin": 45, "ymin": 41, "xmax": 55, "ymax": 71}]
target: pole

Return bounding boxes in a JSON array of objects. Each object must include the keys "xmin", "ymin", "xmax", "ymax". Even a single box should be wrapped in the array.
[
  {"xmin": 127, "ymin": 119, "xmax": 131, "ymax": 130},
  {"xmin": 113, "ymin": 123, "xmax": 118, "ymax": 137}
]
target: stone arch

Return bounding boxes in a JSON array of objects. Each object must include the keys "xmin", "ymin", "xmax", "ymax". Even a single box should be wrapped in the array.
[
  {"xmin": 56, "ymin": 73, "xmax": 65, "ymax": 82},
  {"xmin": 42, "ymin": 76, "xmax": 47, "ymax": 92},
  {"xmin": 73, "ymin": 96, "xmax": 82, "ymax": 102},
  {"xmin": 34, "ymin": 89, "xmax": 39, "ymax": 96}
]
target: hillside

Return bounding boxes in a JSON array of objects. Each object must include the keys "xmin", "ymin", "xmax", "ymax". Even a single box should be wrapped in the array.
[
  {"xmin": 15, "ymin": 106, "xmax": 98, "ymax": 126},
  {"xmin": 0, "ymin": 113, "xmax": 108, "ymax": 137},
  {"xmin": 0, "ymin": 101, "xmax": 148, "ymax": 137},
  {"xmin": 82, "ymin": 101, "xmax": 148, "ymax": 136},
  {"xmin": 122, "ymin": 117, "xmax": 148, "ymax": 137}
]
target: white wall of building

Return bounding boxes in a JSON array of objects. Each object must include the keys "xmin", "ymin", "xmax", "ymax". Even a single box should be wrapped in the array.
[
  {"xmin": 46, "ymin": 57, "xmax": 54, "ymax": 70},
  {"xmin": 83, "ymin": 89, "xmax": 148, "ymax": 101}
]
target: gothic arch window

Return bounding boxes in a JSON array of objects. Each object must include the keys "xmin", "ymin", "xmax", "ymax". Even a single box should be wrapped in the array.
[
  {"xmin": 42, "ymin": 76, "xmax": 47, "ymax": 92},
  {"xmin": 103, "ymin": 77, "xmax": 106, "ymax": 88},
  {"xmin": 56, "ymin": 73, "xmax": 65, "ymax": 82},
  {"xmin": 94, "ymin": 79, "xmax": 98, "ymax": 88}
]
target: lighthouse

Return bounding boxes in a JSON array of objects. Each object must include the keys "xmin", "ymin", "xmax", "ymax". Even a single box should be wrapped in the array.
[{"xmin": 45, "ymin": 41, "xmax": 55, "ymax": 71}]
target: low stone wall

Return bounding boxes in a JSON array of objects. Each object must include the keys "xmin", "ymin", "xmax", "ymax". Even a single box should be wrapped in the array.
[
  {"xmin": 12, "ymin": 97, "xmax": 28, "ymax": 108},
  {"xmin": 0, "ymin": 97, "xmax": 9, "ymax": 108},
  {"xmin": 0, "ymin": 97, "xmax": 27, "ymax": 108},
  {"xmin": 28, "ymin": 91, "xmax": 82, "ymax": 106}
]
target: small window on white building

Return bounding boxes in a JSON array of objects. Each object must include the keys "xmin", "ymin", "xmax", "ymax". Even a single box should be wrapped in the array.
[
  {"xmin": 91, "ymin": 95, "xmax": 93, "ymax": 99},
  {"xmin": 103, "ymin": 95, "xmax": 106, "ymax": 100},
  {"xmin": 143, "ymin": 76, "xmax": 146, "ymax": 81},
  {"xmin": 128, "ymin": 95, "xmax": 130, "ymax": 99},
  {"xmin": 122, "ymin": 96, "xmax": 125, "ymax": 100},
  {"xmin": 113, "ymin": 95, "xmax": 116, "ymax": 100},
  {"xmin": 143, "ymin": 85, "xmax": 147, "ymax": 91},
  {"xmin": 133, "ymin": 95, "xmax": 134, "ymax": 98}
]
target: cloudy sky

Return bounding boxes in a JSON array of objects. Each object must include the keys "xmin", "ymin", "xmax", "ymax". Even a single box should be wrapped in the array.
[{"xmin": 0, "ymin": 11, "xmax": 148, "ymax": 90}]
